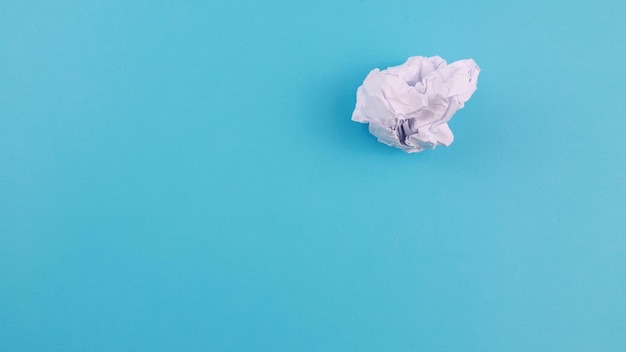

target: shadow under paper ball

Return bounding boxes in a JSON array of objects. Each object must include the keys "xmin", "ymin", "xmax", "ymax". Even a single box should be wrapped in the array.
[{"xmin": 312, "ymin": 64, "xmax": 401, "ymax": 156}]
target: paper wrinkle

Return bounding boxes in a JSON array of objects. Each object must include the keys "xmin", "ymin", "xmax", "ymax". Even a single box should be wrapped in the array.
[{"xmin": 352, "ymin": 56, "xmax": 480, "ymax": 153}]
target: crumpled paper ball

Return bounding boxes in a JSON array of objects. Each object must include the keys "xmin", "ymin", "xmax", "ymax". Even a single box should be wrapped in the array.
[{"xmin": 351, "ymin": 56, "xmax": 480, "ymax": 153}]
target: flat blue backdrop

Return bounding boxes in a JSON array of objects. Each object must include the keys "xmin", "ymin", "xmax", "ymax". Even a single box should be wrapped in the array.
[{"xmin": 2, "ymin": 0, "xmax": 625, "ymax": 351}]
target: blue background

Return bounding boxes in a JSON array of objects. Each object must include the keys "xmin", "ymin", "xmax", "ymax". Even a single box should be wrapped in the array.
[{"xmin": 2, "ymin": 0, "xmax": 625, "ymax": 351}]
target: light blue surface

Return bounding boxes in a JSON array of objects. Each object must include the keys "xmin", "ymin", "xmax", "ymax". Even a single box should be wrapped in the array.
[{"xmin": 2, "ymin": 1, "xmax": 626, "ymax": 351}]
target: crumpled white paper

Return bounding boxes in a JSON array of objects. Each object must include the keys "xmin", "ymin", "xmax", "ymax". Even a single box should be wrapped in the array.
[{"xmin": 352, "ymin": 56, "xmax": 480, "ymax": 153}]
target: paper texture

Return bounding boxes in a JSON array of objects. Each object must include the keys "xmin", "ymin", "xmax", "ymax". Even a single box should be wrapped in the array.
[{"xmin": 352, "ymin": 56, "xmax": 480, "ymax": 153}]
